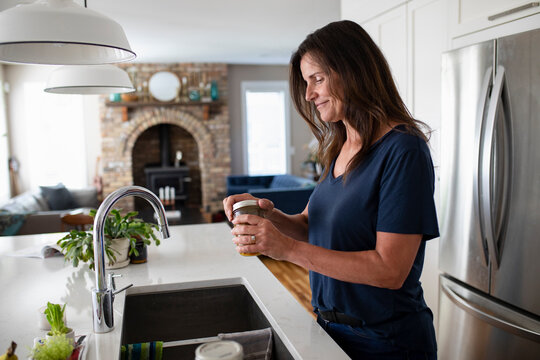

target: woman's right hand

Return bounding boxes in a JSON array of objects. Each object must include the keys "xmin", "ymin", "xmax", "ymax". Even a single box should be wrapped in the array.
[{"xmin": 222, "ymin": 193, "xmax": 275, "ymax": 222}]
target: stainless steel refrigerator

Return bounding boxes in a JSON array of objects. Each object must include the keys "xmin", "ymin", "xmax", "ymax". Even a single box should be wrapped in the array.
[{"xmin": 439, "ymin": 28, "xmax": 540, "ymax": 359}]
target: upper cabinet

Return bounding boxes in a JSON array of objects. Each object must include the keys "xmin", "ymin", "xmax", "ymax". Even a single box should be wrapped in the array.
[
  {"xmin": 345, "ymin": 0, "xmax": 448, "ymax": 168},
  {"xmin": 362, "ymin": 6, "xmax": 409, "ymax": 107},
  {"xmin": 449, "ymin": 0, "xmax": 540, "ymax": 39},
  {"xmin": 341, "ymin": 0, "xmax": 407, "ymax": 23}
]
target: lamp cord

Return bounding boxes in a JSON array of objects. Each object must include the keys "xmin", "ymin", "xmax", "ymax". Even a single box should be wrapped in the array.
[{"xmin": 84, "ymin": 0, "xmax": 87, "ymax": 8}]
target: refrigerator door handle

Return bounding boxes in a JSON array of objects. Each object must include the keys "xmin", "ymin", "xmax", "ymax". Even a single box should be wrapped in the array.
[
  {"xmin": 473, "ymin": 67, "xmax": 493, "ymax": 266},
  {"xmin": 441, "ymin": 276, "xmax": 540, "ymax": 342},
  {"xmin": 481, "ymin": 66, "xmax": 507, "ymax": 268}
]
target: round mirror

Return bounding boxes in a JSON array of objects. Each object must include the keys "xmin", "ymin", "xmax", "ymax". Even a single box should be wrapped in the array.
[{"xmin": 148, "ymin": 71, "xmax": 180, "ymax": 102}]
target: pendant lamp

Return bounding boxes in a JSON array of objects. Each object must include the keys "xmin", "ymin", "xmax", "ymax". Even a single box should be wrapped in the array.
[
  {"xmin": 44, "ymin": 65, "xmax": 135, "ymax": 94},
  {"xmin": 0, "ymin": 0, "xmax": 136, "ymax": 65}
]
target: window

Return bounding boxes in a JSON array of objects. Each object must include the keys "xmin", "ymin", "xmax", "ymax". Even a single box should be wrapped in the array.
[
  {"xmin": 241, "ymin": 81, "xmax": 290, "ymax": 175},
  {"xmin": 0, "ymin": 78, "xmax": 8, "ymax": 202},
  {"xmin": 23, "ymin": 82, "xmax": 87, "ymax": 189}
]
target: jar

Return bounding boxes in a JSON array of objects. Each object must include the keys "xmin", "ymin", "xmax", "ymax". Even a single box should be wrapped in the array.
[
  {"xmin": 232, "ymin": 200, "xmax": 264, "ymax": 256},
  {"xmin": 195, "ymin": 340, "xmax": 243, "ymax": 360}
]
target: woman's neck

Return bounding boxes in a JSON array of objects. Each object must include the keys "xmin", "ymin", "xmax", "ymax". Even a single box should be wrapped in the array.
[{"xmin": 343, "ymin": 120, "xmax": 398, "ymax": 148}]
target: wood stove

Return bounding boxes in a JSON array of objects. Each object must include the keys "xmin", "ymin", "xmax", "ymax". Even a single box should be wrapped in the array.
[{"xmin": 144, "ymin": 166, "xmax": 191, "ymax": 202}]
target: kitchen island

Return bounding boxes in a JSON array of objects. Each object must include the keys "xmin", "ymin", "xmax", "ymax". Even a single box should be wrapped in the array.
[{"xmin": 0, "ymin": 223, "xmax": 349, "ymax": 359}]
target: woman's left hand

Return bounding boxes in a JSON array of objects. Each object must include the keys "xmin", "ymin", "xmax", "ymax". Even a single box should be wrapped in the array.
[{"xmin": 231, "ymin": 214, "xmax": 296, "ymax": 260}]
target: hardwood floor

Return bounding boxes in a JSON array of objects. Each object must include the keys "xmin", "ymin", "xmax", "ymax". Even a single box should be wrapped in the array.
[{"xmin": 258, "ymin": 256, "xmax": 315, "ymax": 318}]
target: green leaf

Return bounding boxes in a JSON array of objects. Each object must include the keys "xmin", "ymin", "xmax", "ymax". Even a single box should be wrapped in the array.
[{"xmin": 44, "ymin": 302, "xmax": 68, "ymax": 335}]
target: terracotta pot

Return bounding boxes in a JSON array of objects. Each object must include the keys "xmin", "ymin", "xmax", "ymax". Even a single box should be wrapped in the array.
[{"xmin": 106, "ymin": 237, "xmax": 130, "ymax": 269}]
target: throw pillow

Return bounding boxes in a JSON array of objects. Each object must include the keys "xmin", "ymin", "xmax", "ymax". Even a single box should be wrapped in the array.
[{"xmin": 40, "ymin": 183, "xmax": 78, "ymax": 210}]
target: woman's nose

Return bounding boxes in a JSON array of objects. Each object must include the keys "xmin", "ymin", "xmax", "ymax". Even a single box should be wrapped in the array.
[{"xmin": 305, "ymin": 84, "xmax": 316, "ymax": 102}]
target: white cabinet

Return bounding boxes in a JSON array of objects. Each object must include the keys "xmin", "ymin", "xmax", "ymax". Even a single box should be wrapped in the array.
[
  {"xmin": 357, "ymin": 0, "xmax": 447, "ymax": 168},
  {"xmin": 341, "ymin": 0, "xmax": 406, "ymax": 23},
  {"xmin": 342, "ymin": 0, "xmax": 448, "ymax": 333},
  {"xmin": 406, "ymin": 0, "xmax": 447, "ymax": 335},
  {"xmin": 449, "ymin": 0, "xmax": 540, "ymax": 39},
  {"xmin": 407, "ymin": 0, "xmax": 448, "ymax": 168},
  {"xmin": 362, "ymin": 6, "xmax": 409, "ymax": 107}
]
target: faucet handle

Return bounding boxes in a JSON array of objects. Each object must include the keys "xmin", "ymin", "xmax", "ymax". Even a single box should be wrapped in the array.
[
  {"xmin": 107, "ymin": 273, "xmax": 122, "ymax": 290},
  {"xmin": 113, "ymin": 283, "xmax": 133, "ymax": 296}
]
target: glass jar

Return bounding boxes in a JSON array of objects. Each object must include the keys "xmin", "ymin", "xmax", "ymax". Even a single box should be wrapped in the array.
[
  {"xmin": 195, "ymin": 340, "xmax": 243, "ymax": 360},
  {"xmin": 232, "ymin": 200, "xmax": 264, "ymax": 256}
]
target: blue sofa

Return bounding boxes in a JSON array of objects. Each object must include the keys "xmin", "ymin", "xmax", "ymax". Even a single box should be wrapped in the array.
[{"xmin": 226, "ymin": 174, "xmax": 316, "ymax": 215}]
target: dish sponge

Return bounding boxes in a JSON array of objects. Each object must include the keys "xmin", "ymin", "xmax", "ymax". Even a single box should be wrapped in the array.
[{"xmin": 120, "ymin": 341, "xmax": 163, "ymax": 360}]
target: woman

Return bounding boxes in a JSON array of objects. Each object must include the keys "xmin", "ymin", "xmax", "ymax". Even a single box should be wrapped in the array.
[{"xmin": 223, "ymin": 20, "xmax": 438, "ymax": 360}]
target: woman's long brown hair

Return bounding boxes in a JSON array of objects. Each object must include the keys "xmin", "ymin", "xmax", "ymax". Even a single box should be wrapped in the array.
[{"xmin": 290, "ymin": 20, "xmax": 430, "ymax": 181}]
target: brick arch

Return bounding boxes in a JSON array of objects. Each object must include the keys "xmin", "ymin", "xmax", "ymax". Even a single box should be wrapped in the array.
[
  {"xmin": 122, "ymin": 108, "xmax": 216, "ymax": 161},
  {"xmin": 117, "ymin": 107, "xmax": 220, "ymax": 213}
]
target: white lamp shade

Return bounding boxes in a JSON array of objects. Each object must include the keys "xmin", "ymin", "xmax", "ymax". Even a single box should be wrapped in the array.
[
  {"xmin": 0, "ymin": 0, "xmax": 136, "ymax": 65},
  {"xmin": 45, "ymin": 65, "xmax": 135, "ymax": 94}
]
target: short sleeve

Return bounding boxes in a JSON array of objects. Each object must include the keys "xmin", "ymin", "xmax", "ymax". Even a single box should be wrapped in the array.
[{"xmin": 376, "ymin": 148, "xmax": 439, "ymax": 240}]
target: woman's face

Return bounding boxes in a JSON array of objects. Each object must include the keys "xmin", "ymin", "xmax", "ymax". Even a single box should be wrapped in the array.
[{"xmin": 300, "ymin": 53, "xmax": 344, "ymax": 123}]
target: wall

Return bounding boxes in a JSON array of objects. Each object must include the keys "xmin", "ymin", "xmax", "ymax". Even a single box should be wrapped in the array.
[
  {"xmin": 227, "ymin": 64, "xmax": 313, "ymax": 176},
  {"xmin": 4, "ymin": 64, "xmax": 100, "ymax": 193}
]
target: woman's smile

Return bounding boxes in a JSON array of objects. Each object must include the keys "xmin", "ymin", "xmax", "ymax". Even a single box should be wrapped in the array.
[{"xmin": 316, "ymin": 100, "xmax": 329, "ymax": 109}]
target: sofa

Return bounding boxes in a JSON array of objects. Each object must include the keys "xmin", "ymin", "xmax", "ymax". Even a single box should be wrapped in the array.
[
  {"xmin": 0, "ymin": 184, "xmax": 99, "ymax": 236},
  {"xmin": 226, "ymin": 174, "xmax": 316, "ymax": 215}
]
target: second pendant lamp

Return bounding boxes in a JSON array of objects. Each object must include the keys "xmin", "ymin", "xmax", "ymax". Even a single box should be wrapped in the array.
[{"xmin": 45, "ymin": 65, "xmax": 135, "ymax": 95}]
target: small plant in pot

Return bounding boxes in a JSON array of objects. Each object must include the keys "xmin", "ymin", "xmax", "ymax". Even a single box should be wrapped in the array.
[
  {"xmin": 57, "ymin": 209, "xmax": 160, "ymax": 270},
  {"xmin": 44, "ymin": 302, "xmax": 75, "ymax": 345}
]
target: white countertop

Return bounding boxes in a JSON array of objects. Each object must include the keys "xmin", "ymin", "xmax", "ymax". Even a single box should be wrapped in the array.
[{"xmin": 0, "ymin": 223, "xmax": 349, "ymax": 359}]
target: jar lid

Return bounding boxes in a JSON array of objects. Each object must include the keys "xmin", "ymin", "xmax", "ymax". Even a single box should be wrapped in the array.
[
  {"xmin": 195, "ymin": 340, "xmax": 243, "ymax": 360},
  {"xmin": 233, "ymin": 199, "xmax": 259, "ymax": 211}
]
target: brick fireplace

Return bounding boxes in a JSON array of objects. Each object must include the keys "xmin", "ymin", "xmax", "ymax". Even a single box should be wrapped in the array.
[{"xmin": 99, "ymin": 63, "xmax": 231, "ymax": 217}]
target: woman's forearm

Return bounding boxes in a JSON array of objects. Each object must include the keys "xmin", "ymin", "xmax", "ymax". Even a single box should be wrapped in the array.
[{"xmin": 284, "ymin": 233, "xmax": 422, "ymax": 289}]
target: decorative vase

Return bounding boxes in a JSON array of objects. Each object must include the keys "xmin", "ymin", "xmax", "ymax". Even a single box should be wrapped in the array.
[
  {"xmin": 188, "ymin": 87, "xmax": 201, "ymax": 101},
  {"xmin": 210, "ymin": 80, "xmax": 219, "ymax": 101},
  {"xmin": 130, "ymin": 240, "xmax": 148, "ymax": 264},
  {"xmin": 106, "ymin": 237, "xmax": 130, "ymax": 269}
]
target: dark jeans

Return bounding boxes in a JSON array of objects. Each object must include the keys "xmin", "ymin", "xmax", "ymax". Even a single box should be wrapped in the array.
[{"xmin": 317, "ymin": 315, "xmax": 437, "ymax": 360}]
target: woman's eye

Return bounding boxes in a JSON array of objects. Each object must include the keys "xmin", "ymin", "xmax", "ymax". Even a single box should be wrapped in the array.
[{"xmin": 315, "ymin": 77, "xmax": 323, "ymax": 83}]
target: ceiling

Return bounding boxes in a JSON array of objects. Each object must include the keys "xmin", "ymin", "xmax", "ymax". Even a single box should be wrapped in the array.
[{"xmin": 1, "ymin": 0, "xmax": 342, "ymax": 65}]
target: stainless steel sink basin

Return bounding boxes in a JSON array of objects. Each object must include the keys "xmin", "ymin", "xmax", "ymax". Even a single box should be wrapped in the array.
[{"xmin": 120, "ymin": 278, "xmax": 295, "ymax": 359}]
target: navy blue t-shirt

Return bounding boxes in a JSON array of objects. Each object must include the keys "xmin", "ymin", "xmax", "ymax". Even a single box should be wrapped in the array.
[{"xmin": 308, "ymin": 126, "xmax": 439, "ymax": 352}]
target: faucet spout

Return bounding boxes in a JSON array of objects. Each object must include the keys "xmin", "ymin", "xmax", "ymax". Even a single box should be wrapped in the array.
[{"xmin": 92, "ymin": 185, "xmax": 170, "ymax": 333}]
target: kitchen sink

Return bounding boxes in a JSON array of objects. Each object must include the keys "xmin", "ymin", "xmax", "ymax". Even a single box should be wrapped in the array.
[{"xmin": 120, "ymin": 278, "xmax": 295, "ymax": 359}]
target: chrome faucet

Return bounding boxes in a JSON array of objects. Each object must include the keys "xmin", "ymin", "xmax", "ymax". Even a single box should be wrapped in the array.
[{"xmin": 91, "ymin": 185, "xmax": 170, "ymax": 333}]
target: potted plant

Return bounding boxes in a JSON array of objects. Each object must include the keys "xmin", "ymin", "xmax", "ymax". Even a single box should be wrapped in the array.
[
  {"xmin": 57, "ymin": 209, "xmax": 160, "ymax": 270},
  {"xmin": 44, "ymin": 302, "xmax": 75, "ymax": 345}
]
